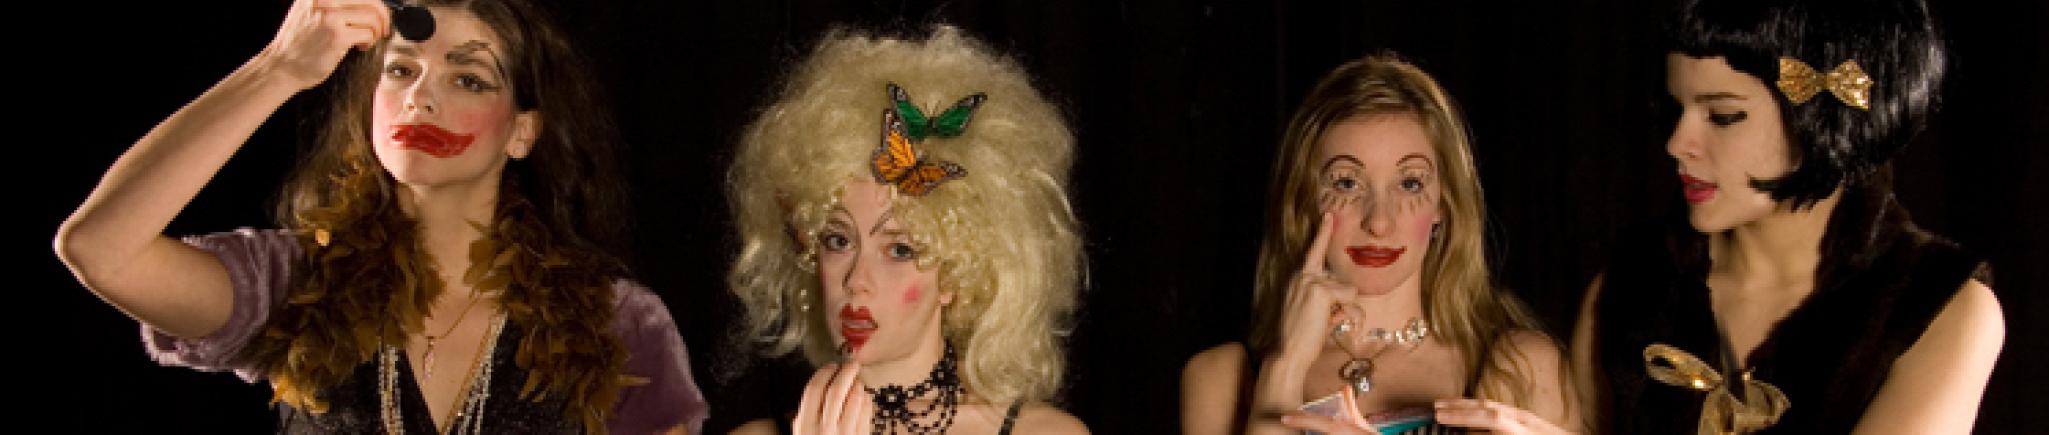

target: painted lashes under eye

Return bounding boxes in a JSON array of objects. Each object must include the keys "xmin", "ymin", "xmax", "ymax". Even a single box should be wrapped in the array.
[{"xmin": 1709, "ymin": 111, "xmax": 1748, "ymax": 126}]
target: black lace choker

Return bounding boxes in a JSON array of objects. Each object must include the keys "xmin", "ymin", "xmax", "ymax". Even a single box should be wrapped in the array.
[{"xmin": 864, "ymin": 343, "xmax": 962, "ymax": 434}]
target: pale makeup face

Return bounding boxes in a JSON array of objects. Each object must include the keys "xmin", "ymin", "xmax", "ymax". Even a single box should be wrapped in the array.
[
  {"xmin": 370, "ymin": 7, "xmax": 537, "ymax": 187},
  {"xmin": 815, "ymin": 179, "xmax": 951, "ymax": 364},
  {"xmin": 1664, "ymin": 53, "xmax": 1796, "ymax": 232},
  {"xmin": 1315, "ymin": 114, "xmax": 1442, "ymax": 296}
]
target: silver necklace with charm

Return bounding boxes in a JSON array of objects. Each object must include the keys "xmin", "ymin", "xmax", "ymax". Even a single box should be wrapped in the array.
[{"xmin": 1329, "ymin": 317, "xmax": 1430, "ymax": 395}]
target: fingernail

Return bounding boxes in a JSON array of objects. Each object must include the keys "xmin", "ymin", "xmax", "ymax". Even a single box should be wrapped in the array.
[{"xmin": 1280, "ymin": 415, "xmax": 1296, "ymax": 425}]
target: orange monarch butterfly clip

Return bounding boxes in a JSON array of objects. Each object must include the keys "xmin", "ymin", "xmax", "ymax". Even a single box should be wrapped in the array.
[{"xmin": 871, "ymin": 83, "xmax": 983, "ymax": 196}]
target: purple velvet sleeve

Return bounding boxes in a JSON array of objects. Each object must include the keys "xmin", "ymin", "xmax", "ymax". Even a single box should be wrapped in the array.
[
  {"xmin": 606, "ymin": 280, "xmax": 710, "ymax": 434},
  {"xmin": 140, "ymin": 228, "xmax": 301, "ymax": 382}
]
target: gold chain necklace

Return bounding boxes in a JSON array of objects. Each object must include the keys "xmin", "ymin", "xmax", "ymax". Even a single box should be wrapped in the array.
[{"xmin": 419, "ymin": 289, "xmax": 485, "ymax": 382}]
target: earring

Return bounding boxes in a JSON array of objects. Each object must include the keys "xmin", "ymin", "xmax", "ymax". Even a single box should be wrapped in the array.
[
  {"xmin": 795, "ymin": 239, "xmax": 819, "ymax": 272},
  {"xmin": 796, "ymin": 288, "xmax": 811, "ymax": 313}
]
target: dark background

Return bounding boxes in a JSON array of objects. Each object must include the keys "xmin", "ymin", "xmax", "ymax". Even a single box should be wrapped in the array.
[{"xmin": 27, "ymin": 0, "xmax": 2043, "ymax": 433}]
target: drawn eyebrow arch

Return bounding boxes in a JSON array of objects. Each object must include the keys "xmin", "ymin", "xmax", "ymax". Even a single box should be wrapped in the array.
[
  {"xmin": 1397, "ymin": 153, "xmax": 1434, "ymax": 170},
  {"xmin": 1322, "ymin": 155, "xmax": 1364, "ymax": 173}
]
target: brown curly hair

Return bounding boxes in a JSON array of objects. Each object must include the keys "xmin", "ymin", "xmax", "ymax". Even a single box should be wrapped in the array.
[{"xmin": 235, "ymin": 0, "xmax": 636, "ymax": 431}]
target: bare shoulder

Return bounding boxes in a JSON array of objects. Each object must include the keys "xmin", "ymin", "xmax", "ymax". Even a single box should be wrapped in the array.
[
  {"xmin": 1186, "ymin": 342, "xmax": 1248, "ymax": 376},
  {"xmin": 1941, "ymin": 279, "xmax": 2004, "ymax": 338},
  {"xmin": 1008, "ymin": 403, "xmax": 1089, "ymax": 434},
  {"xmin": 1494, "ymin": 329, "xmax": 1564, "ymax": 363},
  {"xmin": 1483, "ymin": 328, "xmax": 1568, "ymax": 390},
  {"xmin": 1479, "ymin": 328, "xmax": 1578, "ymax": 430},
  {"xmin": 1182, "ymin": 342, "xmax": 1249, "ymax": 435},
  {"xmin": 728, "ymin": 419, "xmax": 778, "ymax": 435},
  {"xmin": 1904, "ymin": 278, "xmax": 2005, "ymax": 363}
]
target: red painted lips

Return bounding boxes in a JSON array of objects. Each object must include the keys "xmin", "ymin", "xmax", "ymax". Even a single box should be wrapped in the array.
[
  {"xmin": 1345, "ymin": 245, "xmax": 1405, "ymax": 268},
  {"xmin": 1680, "ymin": 173, "xmax": 1718, "ymax": 204},
  {"xmin": 389, "ymin": 124, "xmax": 476, "ymax": 158},
  {"xmin": 838, "ymin": 305, "xmax": 876, "ymax": 352}
]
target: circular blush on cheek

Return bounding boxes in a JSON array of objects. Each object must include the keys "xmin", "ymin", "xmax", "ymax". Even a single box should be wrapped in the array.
[
  {"xmin": 453, "ymin": 102, "xmax": 518, "ymax": 152},
  {"xmin": 1415, "ymin": 210, "xmax": 1439, "ymax": 243},
  {"xmin": 902, "ymin": 284, "xmax": 922, "ymax": 305}
]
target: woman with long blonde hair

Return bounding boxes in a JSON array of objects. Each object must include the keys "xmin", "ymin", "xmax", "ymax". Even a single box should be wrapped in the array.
[{"xmin": 1181, "ymin": 54, "xmax": 1576, "ymax": 434}]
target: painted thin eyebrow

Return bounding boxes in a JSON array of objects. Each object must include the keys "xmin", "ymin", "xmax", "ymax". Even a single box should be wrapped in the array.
[
  {"xmin": 447, "ymin": 40, "xmax": 507, "ymax": 78},
  {"xmin": 1397, "ymin": 153, "xmax": 1434, "ymax": 170},
  {"xmin": 1693, "ymin": 92, "xmax": 1747, "ymax": 103},
  {"xmin": 825, "ymin": 205, "xmax": 856, "ymax": 225},
  {"xmin": 869, "ymin": 207, "xmax": 901, "ymax": 237},
  {"xmin": 1321, "ymin": 155, "xmax": 1364, "ymax": 173}
]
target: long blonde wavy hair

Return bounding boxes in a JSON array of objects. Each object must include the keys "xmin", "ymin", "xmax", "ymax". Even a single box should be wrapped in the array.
[
  {"xmin": 1249, "ymin": 54, "xmax": 1548, "ymax": 405},
  {"xmin": 727, "ymin": 25, "xmax": 1082, "ymax": 407}
]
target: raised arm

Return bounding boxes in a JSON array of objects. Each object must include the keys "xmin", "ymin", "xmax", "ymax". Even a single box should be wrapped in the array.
[{"xmin": 53, "ymin": 0, "xmax": 389, "ymax": 338}]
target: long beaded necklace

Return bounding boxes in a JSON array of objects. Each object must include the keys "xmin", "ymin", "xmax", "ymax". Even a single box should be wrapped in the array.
[
  {"xmin": 381, "ymin": 314, "xmax": 505, "ymax": 435},
  {"xmin": 865, "ymin": 343, "xmax": 962, "ymax": 435},
  {"xmin": 1329, "ymin": 317, "xmax": 1430, "ymax": 396}
]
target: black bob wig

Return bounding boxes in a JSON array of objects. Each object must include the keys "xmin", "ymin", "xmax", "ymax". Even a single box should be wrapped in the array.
[{"xmin": 1670, "ymin": 0, "xmax": 1947, "ymax": 208}]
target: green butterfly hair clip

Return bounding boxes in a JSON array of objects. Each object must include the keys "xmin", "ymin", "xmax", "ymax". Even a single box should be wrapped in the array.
[{"xmin": 889, "ymin": 82, "xmax": 988, "ymax": 140}]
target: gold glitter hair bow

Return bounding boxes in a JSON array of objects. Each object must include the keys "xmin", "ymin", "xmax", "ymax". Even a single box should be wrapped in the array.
[
  {"xmin": 1776, "ymin": 57, "xmax": 1873, "ymax": 110},
  {"xmin": 1643, "ymin": 343, "xmax": 1791, "ymax": 435}
]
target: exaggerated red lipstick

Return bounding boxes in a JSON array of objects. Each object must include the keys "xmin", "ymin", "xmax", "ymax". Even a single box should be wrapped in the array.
[
  {"xmin": 1680, "ymin": 173, "xmax": 1718, "ymax": 204},
  {"xmin": 1344, "ymin": 245, "xmax": 1405, "ymax": 268},
  {"xmin": 838, "ymin": 305, "xmax": 876, "ymax": 352},
  {"xmin": 389, "ymin": 123, "xmax": 477, "ymax": 158}
]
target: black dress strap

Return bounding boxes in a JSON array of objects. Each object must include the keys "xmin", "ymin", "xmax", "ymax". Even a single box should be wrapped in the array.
[{"xmin": 998, "ymin": 400, "xmax": 1025, "ymax": 434}]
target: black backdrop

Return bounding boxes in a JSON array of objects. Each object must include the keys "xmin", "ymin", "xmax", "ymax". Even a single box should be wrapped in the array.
[{"xmin": 28, "ymin": 1, "xmax": 2044, "ymax": 433}]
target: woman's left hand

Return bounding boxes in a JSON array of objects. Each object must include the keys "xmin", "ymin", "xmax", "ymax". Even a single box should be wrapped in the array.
[{"xmin": 1434, "ymin": 399, "xmax": 1575, "ymax": 434}]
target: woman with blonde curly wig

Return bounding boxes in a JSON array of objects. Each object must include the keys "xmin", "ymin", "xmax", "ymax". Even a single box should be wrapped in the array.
[
  {"xmin": 1181, "ymin": 54, "xmax": 1577, "ymax": 434},
  {"xmin": 726, "ymin": 26, "xmax": 1089, "ymax": 435},
  {"xmin": 54, "ymin": 0, "xmax": 705, "ymax": 433}
]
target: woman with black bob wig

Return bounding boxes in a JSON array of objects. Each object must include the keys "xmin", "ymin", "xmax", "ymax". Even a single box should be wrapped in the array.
[{"xmin": 1570, "ymin": 0, "xmax": 2005, "ymax": 433}]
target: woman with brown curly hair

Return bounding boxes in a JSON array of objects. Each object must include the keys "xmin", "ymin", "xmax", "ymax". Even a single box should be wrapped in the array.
[{"xmin": 53, "ymin": 0, "xmax": 705, "ymax": 433}]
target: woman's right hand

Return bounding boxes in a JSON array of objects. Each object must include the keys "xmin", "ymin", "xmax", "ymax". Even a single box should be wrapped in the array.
[
  {"xmin": 259, "ymin": 0, "xmax": 391, "ymax": 91},
  {"xmin": 1274, "ymin": 193, "xmax": 1359, "ymax": 362},
  {"xmin": 792, "ymin": 362, "xmax": 873, "ymax": 435},
  {"xmin": 53, "ymin": 0, "xmax": 390, "ymax": 339},
  {"xmin": 1250, "ymin": 194, "xmax": 1361, "ymax": 434}
]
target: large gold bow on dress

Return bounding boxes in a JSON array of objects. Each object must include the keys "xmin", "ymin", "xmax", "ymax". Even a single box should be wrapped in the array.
[
  {"xmin": 1776, "ymin": 57, "xmax": 1873, "ymax": 110},
  {"xmin": 1643, "ymin": 343, "xmax": 1791, "ymax": 435}
]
